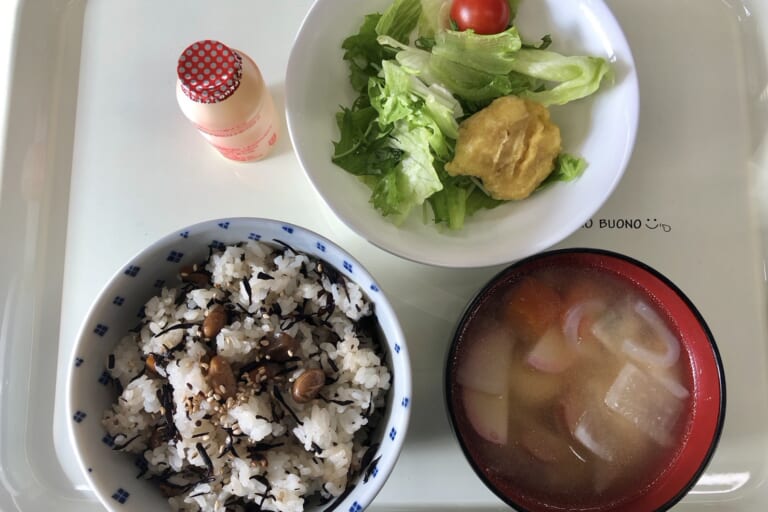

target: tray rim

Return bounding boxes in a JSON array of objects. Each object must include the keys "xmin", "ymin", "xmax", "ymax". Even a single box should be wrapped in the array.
[{"xmin": 1, "ymin": 0, "xmax": 768, "ymax": 510}]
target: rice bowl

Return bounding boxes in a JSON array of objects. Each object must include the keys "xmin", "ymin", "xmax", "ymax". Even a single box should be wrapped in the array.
[{"xmin": 67, "ymin": 218, "xmax": 411, "ymax": 512}]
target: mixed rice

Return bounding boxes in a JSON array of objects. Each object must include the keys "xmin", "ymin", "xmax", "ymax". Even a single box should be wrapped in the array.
[{"xmin": 102, "ymin": 240, "xmax": 391, "ymax": 511}]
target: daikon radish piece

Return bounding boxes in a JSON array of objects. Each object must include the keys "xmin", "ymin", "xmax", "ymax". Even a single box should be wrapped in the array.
[
  {"xmin": 562, "ymin": 393, "xmax": 616, "ymax": 462},
  {"xmin": 604, "ymin": 363, "xmax": 685, "ymax": 446},
  {"xmin": 456, "ymin": 324, "xmax": 513, "ymax": 395},
  {"xmin": 562, "ymin": 380, "xmax": 651, "ymax": 463},
  {"xmin": 462, "ymin": 387, "xmax": 509, "ymax": 445},
  {"xmin": 651, "ymin": 370, "xmax": 691, "ymax": 399},
  {"xmin": 525, "ymin": 326, "xmax": 576, "ymax": 374},
  {"xmin": 590, "ymin": 301, "xmax": 642, "ymax": 354},
  {"xmin": 572, "ymin": 413, "xmax": 616, "ymax": 462}
]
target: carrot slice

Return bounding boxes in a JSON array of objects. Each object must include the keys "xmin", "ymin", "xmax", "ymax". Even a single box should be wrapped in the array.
[{"xmin": 501, "ymin": 277, "xmax": 561, "ymax": 342}]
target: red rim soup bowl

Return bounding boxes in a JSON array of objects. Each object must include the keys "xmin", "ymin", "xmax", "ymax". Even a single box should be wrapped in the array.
[{"xmin": 445, "ymin": 248, "xmax": 726, "ymax": 512}]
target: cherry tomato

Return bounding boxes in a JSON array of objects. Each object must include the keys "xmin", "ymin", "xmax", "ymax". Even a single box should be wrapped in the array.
[{"xmin": 450, "ymin": 0, "xmax": 511, "ymax": 35}]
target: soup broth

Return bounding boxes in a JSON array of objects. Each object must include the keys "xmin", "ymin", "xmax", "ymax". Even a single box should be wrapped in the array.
[{"xmin": 449, "ymin": 265, "xmax": 694, "ymax": 510}]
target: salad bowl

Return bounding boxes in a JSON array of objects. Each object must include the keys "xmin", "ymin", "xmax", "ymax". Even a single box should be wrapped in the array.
[{"xmin": 285, "ymin": 0, "xmax": 639, "ymax": 268}]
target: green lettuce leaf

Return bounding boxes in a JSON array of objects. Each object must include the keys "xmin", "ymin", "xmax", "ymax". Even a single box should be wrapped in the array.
[
  {"xmin": 428, "ymin": 179, "xmax": 469, "ymax": 230},
  {"xmin": 369, "ymin": 171, "xmax": 404, "ymax": 216},
  {"xmin": 508, "ymin": 49, "xmax": 612, "ymax": 106},
  {"xmin": 381, "ymin": 30, "xmax": 536, "ymax": 103},
  {"xmin": 432, "ymin": 27, "xmax": 522, "ymax": 75},
  {"xmin": 541, "ymin": 153, "xmax": 588, "ymax": 185},
  {"xmin": 556, "ymin": 153, "xmax": 588, "ymax": 180},
  {"xmin": 363, "ymin": 59, "xmax": 460, "ymax": 222},
  {"xmin": 368, "ymin": 123, "xmax": 444, "ymax": 223},
  {"xmin": 394, "ymin": 125, "xmax": 444, "ymax": 207},
  {"xmin": 332, "ymin": 101, "xmax": 404, "ymax": 176},
  {"xmin": 371, "ymin": 59, "xmax": 460, "ymax": 143},
  {"xmin": 429, "ymin": 54, "xmax": 516, "ymax": 101},
  {"xmin": 375, "ymin": 0, "xmax": 422, "ymax": 43},
  {"xmin": 341, "ymin": 14, "xmax": 388, "ymax": 92},
  {"xmin": 428, "ymin": 170, "xmax": 503, "ymax": 229},
  {"xmin": 417, "ymin": 0, "xmax": 448, "ymax": 38}
]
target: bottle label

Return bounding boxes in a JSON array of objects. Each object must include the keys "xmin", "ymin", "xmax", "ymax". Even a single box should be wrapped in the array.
[
  {"xmin": 211, "ymin": 124, "xmax": 278, "ymax": 162},
  {"xmin": 194, "ymin": 106, "xmax": 264, "ymax": 138}
]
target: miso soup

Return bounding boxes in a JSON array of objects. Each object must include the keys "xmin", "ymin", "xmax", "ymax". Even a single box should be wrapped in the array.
[{"xmin": 448, "ymin": 263, "xmax": 694, "ymax": 510}]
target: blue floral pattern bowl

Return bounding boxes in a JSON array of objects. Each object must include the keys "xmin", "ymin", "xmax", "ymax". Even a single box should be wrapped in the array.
[{"xmin": 66, "ymin": 217, "xmax": 411, "ymax": 512}]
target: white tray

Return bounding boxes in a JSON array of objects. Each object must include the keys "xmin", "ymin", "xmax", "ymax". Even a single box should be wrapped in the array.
[{"xmin": 1, "ymin": 0, "xmax": 767, "ymax": 510}]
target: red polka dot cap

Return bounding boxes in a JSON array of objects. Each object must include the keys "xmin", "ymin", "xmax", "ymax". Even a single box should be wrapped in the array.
[{"xmin": 177, "ymin": 40, "xmax": 243, "ymax": 104}]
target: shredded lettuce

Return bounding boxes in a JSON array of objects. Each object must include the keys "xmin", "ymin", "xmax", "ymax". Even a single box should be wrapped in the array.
[
  {"xmin": 386, "ymin": 125, "xmax": 444, "ymax": 222},
  {"xmin": 417, "ymin": 0, "xmax": 448, "ymax": 38},
  {"xmin": 337, "ymin": 58, "xmax": 459, "ymax": 224},
  {"xmin": 375, "ymin": 0, "xmax": 422, "ymax": 43},
  {"xmin": 334, "ymin": 0, "xmax": 610, "ymax": 229},
  {"xmin": 372, "ymin": 56, "xmax": 462, "ymax": 137}
]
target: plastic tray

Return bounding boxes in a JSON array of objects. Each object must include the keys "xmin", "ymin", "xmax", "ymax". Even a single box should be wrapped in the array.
[{"xmin": 0, "ymin": 0, "xmax": 767, "ymax": 510}]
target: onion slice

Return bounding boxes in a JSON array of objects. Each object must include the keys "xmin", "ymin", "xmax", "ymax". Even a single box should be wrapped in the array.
[
  {"xmin": 563, "ymin": 300, "xmax": 606, "ymax": 348},
  {"xmin": 621, "ymin": 300, "xmax": 680, "ymax": 369}
]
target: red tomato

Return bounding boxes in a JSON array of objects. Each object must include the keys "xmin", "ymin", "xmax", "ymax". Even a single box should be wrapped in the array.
[{"xmin": 450, "ymin": 0, "xmax": 511, "ymax": 35}]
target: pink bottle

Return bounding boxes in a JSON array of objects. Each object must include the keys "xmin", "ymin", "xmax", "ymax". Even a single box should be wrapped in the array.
[{"xmin": 176, "ymin": 40, "xmax": 278, "ymax": 162}]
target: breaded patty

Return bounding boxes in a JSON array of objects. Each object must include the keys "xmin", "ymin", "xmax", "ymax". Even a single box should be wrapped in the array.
[{"xmin": 446, "ymin": 96, "xmax": 561, "ymax": 200}]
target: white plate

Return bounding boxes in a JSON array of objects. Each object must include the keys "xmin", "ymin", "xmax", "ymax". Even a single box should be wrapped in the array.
[{"xmin": 286, "ymin": 0, "xmax": 639, "ymax": 268}]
